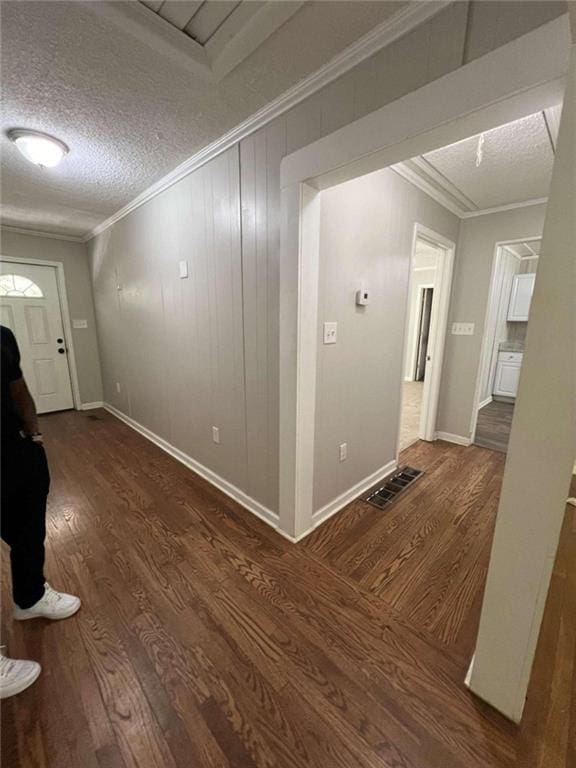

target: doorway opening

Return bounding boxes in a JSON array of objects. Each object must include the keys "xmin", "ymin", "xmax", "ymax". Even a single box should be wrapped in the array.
[
  {"xmin": 472, "ymin": 238, "xmax": 540, "ymax": 452},
  {"xmin": 399, "ymin": 231, "xmax": 451, "ymax": 452}
]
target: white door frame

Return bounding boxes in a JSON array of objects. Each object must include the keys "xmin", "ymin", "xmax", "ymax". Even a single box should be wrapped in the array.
[
  {"xmin": 412, "ymin": 225, "xmax": 455, "ymax": 446},
  {"xmin": 0, "ymin": 256, "xmax": 82, "ymax": 410},
  {"xmin": 469, "ymin": 236, "xmax": 542, "ymax": 442},
  {"xmin": 278, "ymin": 16, "xmax": 570, "ymax": 541},
  {"xmin": 397, "ymin": 224, "xmax": 455, "ymax": 459}
]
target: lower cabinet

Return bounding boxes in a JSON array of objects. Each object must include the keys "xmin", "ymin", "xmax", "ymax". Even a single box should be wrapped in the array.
[{"xmin": 493, "ymin": 352, "xmax": 523, "ymax": 398}]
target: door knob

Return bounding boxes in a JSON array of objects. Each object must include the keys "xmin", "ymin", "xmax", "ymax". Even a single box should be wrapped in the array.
[{"xmin": 58, "ymin": 348, "xmax": 65, "ymax": 354}]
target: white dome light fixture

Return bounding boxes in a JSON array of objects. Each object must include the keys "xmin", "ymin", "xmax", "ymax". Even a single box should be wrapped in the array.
[{"xmin": 7, "ymin": 129, "xmax": 69, "ymax": 168}]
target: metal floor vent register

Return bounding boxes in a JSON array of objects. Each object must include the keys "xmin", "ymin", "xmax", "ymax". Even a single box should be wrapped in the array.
[{"xmin": 364, "ymin": 466, "xmax": 424, "ymax": 510}]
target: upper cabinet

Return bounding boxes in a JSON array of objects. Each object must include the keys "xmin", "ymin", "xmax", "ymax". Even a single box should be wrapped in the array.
[{"xmin": 507, "ymin": 273, "xmax": 535, "ymax": 321}]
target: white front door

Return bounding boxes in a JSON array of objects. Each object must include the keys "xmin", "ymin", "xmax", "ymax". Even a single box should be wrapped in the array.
[{"xmin": 0, "ymin": 261, "xmax": 74, "ymax": 413}]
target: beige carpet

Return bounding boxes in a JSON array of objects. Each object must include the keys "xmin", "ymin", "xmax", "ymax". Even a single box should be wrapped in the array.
[{"xmin": 399, "ymin": 381, "xmax": 424, "ymax": 451}]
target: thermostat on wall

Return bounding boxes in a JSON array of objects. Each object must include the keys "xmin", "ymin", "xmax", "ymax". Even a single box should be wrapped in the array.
[{"xmin": 355, "ymin": 284, "xmax": 370, "ymax": 306}]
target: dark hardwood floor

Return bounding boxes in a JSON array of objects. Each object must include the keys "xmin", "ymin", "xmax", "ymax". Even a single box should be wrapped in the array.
[
  {"xmin": 474, "ymin": 400, "xmax": 515, "ymax": 452},
  {"xmin": 1, "ymin": 409, "xmax": 573, "ymax": 767}
]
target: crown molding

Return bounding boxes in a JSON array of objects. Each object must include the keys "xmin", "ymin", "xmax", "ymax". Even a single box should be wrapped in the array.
[
  {"xmin": 392, "ymin": 162, "xmax": 549, "ymax": 222},
  {"xmin": 1, "ymin": 224, "xmax": 85, "ymax": 243},
  {"xmin": 86, "ymin": 0, "xmax": 452, "ymax": 242},
  {"xmin": 409, "ymin": 156, "xmax": 479, "ymax": 211},
  {"xmin": 391, "ymin": 162, "xmax": 466, "ymax": 218},
  {"xmin": 460, "ymin": 197, "xmax": 548, "ymax": 219}
]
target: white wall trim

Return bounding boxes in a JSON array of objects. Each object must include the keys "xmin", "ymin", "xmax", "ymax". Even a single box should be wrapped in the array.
[
  {"xmin": 102, "ymin": 403, "xmax": 279, "ymax": 529},
  {"xmin": 0, "ymin": 255, "xmax": 83, "ymax": 411},
  {"xmin": 312, "ymin": 459, "xmax": 398, "ymax": 527},
  {"xmin": 478, "ymin": 396, "xmax": 493, "ymax": 410},
  {"xmin": 277, "ymin": 458, "xmax": 399, "ymax": 544},
  {"xmin": 391, "ymin": 164, "xmax": 550, "ymax": 221},
  {"xmin": 80, "ymin": 401, "xmax": 104, "ymax": 410},
  {"xmin": 464, "ymin": 654, "xmax": 476, "ymax": 688},
  {"xmin": 397, "ymin": 223, "xmax": 454, "ymax": 457},
  {"xmin": 436, "ymin": 431, "xmax": 472, "ymax": 447},
  {"xmin": 413, "ymin": 225, "xmax": 455, "ymax": 444},
  {"xmin": 1, "ymin": 225, "xmax": 85, "ymax": 243},
  {"xmin": 391, "ymin": 163, "xmax": 467, "ymax": 218},
  {"xmin": 460, "ymin": 197, "xmax": 549, "ymax": 219},
  {"xmin": 84, "ymin": 1, "xmax": 451, "ymax": 243}
]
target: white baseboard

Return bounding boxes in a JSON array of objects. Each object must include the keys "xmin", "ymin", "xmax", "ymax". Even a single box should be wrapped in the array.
[
  {"xmin": 80, "ymin": 401, "xmax": 104, "ymax": 410},
  {"xmin": 102, "ymin": 403, "xmax": 279, "ymax": 530},
  {"xmin": 464, "ymin": 654, "xmax": 475, "ymax": 688},
  {"xmin": 436, "ymin": 431, "xmax": 472, "ymax": 447},
  {"xmin": 311, "ymin": 459, "xmax": 398, "ymax": 529},
  {"xmin": 478, "ymin": 396, "xmax": 493, "ymax": 410}
]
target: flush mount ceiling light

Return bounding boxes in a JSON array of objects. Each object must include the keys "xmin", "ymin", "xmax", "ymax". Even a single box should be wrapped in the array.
[{"xmin": 7, "ymin": 128, "xmax": 69, "ymax": 168}]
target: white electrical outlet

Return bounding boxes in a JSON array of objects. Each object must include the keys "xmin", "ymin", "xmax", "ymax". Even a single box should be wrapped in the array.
[
  {"xmin": 339, "ymin": 442, "xmax": 347, "ymax": 462},
  {"xmin": 212, "ymin": 426, "xmax": 220, "ymax": 444},
  {"xmin": 323, "ymin": 322, "xmax": 338, "ymax": 344},
  {"xmin": 451, "ymin": 322, "xmax": 475, "ymax": 336},
  {"xmin": 115, "ymin": 382, "xmax": 121, "ymax": 393},
  {"xmin": 179, "ymin": 260, "xmax": 189, "ymax": 279}
]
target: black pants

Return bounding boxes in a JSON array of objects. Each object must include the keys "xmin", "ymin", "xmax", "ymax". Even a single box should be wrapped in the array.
[{"xmin": 1, "ymin": 437, "xmax": 49, "ymax": 608}]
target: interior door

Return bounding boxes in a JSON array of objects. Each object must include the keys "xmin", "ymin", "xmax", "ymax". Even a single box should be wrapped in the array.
[
  {"xmin": 415, "ymin": 287, "xmax": 433, "ymax": 381},
  {"xmin": 0, "ymin": 261, "xmax": 74, "ymax": 413}
]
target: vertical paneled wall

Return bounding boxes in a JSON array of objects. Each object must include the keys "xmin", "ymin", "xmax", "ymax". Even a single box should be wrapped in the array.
[
  {"xmin": 91, "ymin": 147, "xmax": 248, "ymax": 494},
  {"xmin": 239, "ymin": 119, "xmax": 286, "ymax": 511}
]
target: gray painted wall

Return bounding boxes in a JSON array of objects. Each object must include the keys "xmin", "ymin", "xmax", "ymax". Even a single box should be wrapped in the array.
[
  {"xmin": 0, "ymin": 228, "xmax": 103, "ymax": 405},
  {"xmin": 313, "ymin": 168, "xmax": 460, "ymax": 512},
  {"xmin": 436, "ymin": 204, "xmax": 547, "ymax": 438},
  {"xmin": 90, "ymin": 147, "xmax": 249, "ymax": 494},
  {"xmin": 89, "ymin": 2, "xmax": 564, "ymax": 513}
]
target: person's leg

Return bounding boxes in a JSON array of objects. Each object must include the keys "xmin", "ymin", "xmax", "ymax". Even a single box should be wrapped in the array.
[
  {"xmin": 1, "ymin": 439, "xmax": 48, "ymax": 609},
  {"xmin": 0, "ymin": 648, "xmax": 41, "ymax": 699}
]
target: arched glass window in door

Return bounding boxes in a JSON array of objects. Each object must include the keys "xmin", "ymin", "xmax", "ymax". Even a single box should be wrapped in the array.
[{"xmin": 0, "ymin": 274, "xmax": 44, "ymax": 298}]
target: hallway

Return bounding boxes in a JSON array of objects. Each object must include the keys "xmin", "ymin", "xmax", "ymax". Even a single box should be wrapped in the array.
[{"xmin": 1, "ymin": 410, "xmax": 573, "ymax": 768}]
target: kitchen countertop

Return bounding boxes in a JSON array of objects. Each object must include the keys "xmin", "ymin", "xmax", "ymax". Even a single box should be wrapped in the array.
[{"xmin": 499, "ymin": 341, "xmax": 525, "ymax": 353}]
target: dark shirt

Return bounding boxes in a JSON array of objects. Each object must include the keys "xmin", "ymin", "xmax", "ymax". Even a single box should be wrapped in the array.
[{"xmin": 1, "ymin": 325, "xmax": 24, "ymax": 443}]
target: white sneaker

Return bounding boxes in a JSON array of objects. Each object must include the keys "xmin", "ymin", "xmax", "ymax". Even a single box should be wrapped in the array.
[
  {"xmin": 0, "ymin": 650, "xmax": 41, "ymax": 699},
  {"xmin": 14, "ymin": 583, "xmax": 81, "ymax": 621}
]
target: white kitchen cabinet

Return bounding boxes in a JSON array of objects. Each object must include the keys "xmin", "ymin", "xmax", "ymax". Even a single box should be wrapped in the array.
[
  {"xmin": 493, "ymin": 352, "xmax": 523, "ymax": 397},
  {"xmin": 507, "ymin": 273, "xmax": 535, "ymax": 321}
]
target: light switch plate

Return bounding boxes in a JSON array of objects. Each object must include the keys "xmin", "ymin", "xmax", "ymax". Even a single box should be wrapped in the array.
[
  {"xmin": 72, "ymin": 319, "xmax": 88, "ymax": 329},
  {"xmin": 179, "ymin": 260, "xmax": 189, "ymax": 279},
  {"xmin": 451, "ymin": 322, "xmax": 475, "ymax": 336},
  {"xmin": 212, "ymin": 426, "xmax": 220, "ymax": 444},
  {"xmin": 323, "ymin": 321, "xmax": 338, "ymax": 344}
]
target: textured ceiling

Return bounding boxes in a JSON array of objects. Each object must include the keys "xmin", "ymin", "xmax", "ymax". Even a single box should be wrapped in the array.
[
  {"xmin": 420, "ymin": 111, "xmax": 556, "ymax": 211},
  {"xmin": 1, "ymin": 0, "xmax": 406, "ymax": 237}
]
